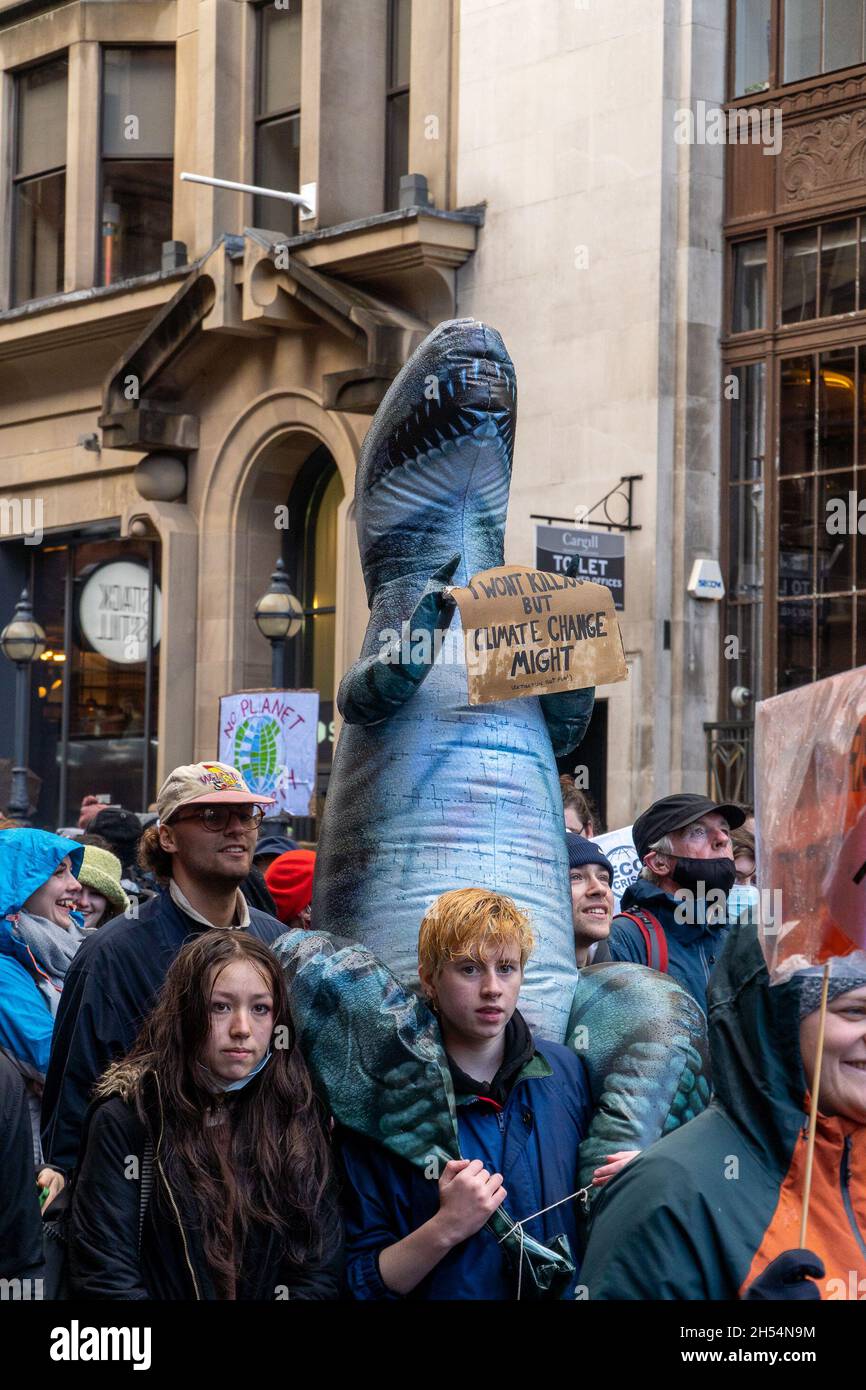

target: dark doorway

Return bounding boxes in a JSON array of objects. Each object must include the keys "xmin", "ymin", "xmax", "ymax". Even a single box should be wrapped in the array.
[{"xmin": 555, "ymin": 697, "xmax": 608, "ymax": 832}]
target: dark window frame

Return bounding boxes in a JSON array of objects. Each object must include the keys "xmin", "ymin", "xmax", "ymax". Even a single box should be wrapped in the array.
[
  {"xmin": 779, "ymin": 214, "xmax": 865, "ymax": 327},
  {"xmin": 385, "ymin": 0, "xmax": 411, "ymax": 210},
  {"xmin": 282, "ymin": 445, "xmax": 340, "ymax": 837},
  {"xmin": 26, "ymin": 527, "xmax": 160, "ymax": 826},
  {"xmin": 728, "ymin": 0, "xmax": 866, "ymax": 99},
  {"xmin": 782, "ymin": 0, "xmax": 866, "ymax": 83},
  {"xmin": 10, "ymin": 51, "xmax": 69, "ymax": 307},
  {"xmin": 97, "ymin": 44, "xmax": 176, "ymax": 287},
  {"xmin": 253, "ymin": 0, "xmax": 302, "ymax": 237}
]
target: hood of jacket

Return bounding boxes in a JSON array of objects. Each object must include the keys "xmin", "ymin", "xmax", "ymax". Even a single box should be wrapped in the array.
[
  {"xmin": 94, "ymin": 1054, "xmax": 150, "ymax": 1105},
  {"xmin": 707, "ymin": 921, "xmax": 806, "ymax": 1170},
  {"xmin": 0, "ymin": 829, "xmax": 84, "ymax": 918}
]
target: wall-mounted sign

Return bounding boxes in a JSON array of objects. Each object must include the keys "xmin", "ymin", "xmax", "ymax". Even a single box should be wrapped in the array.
[
  {"xmin": 535, "ymin": 525, "xmax": 625, "ymax": 610},
  {"xmin": 78, "ymin": 561, "xmax": 162, "ymax": 665},
  {"xmin": 218, "ymin": 690, "xmax": 320, "ymax": 818}
]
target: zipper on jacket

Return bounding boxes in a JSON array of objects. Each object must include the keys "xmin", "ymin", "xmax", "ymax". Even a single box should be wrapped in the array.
[
  {"xmin": 840, "ymin": 1135, "xmax": 866, "ymax": 1261},
  {"xmin": 152, "ymin": 1073, "xmax": 202, "ymax": 1300},
  {"xmin": 699, "ymin": 943, "xmax": 710, "ymax": 985}
]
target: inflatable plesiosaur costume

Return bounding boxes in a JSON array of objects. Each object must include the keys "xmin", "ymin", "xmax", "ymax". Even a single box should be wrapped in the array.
[{"xmin": 277, "ymin": 319, "xmax": 709, "ymax": 1296}]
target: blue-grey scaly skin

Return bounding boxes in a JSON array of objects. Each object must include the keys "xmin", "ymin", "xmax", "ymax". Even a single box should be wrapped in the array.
[
  {"xmin": 565, "ymin": 963, "xmax": 711, "ymax": 1202},
  {"xmin": 313, "ymin": 318, "xmax": 594, "ymax": 1041},
  {"xmin": 274, "ymin": 928, "xmax": 576, "ymax": 1298}
]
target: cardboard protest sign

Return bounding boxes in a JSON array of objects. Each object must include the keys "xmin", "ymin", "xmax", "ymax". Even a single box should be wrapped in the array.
[
  {"xmin": 447, "ymin": 566, "xmax": 628, "ymax": 705},
  {"xmin": 218, "ymin": 690, "xmax": 319, "ymax": 817},
  {"xmin": 755, "ymin": 666, "xmax": 866, "ymax": 981},
  {"xmin": 590, "ymin": 826, "xmax": 640, "ymax": 915}
]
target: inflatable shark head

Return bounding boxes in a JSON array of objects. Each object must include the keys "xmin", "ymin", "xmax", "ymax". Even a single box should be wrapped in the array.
[{"xmin": 354, "ymin": 318, "xmax": 517, "ymax": 603}]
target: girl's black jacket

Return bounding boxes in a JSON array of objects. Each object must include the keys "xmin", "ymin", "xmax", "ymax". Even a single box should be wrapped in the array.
[{"xmin": 68, "ymin": 1061, "xmax": 343, "ymax": 1300}]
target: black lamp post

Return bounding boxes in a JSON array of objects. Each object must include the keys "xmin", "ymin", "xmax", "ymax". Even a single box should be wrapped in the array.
[
  {"xmin": 0, "ymin": 589, "xmax": 46, "ymax": 824},
  {"xmin": 254, "ymin": 558, "xmax": 303, "ymax": 688}
]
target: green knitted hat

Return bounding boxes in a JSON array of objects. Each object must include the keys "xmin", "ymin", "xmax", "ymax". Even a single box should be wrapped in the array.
[{"xmin": 78, "ymin": 844, "xmax": 129, "ymax": 914}]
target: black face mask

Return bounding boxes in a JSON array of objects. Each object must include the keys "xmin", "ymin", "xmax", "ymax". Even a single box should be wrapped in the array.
[{"xmin": 670, "ymin": 856, "xmax": 736, "ymax": 897}]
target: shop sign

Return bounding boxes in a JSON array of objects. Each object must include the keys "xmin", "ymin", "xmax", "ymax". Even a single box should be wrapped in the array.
[{"xmin": 78, "ymin": 561, "xmax": 162, "ymax": 665}]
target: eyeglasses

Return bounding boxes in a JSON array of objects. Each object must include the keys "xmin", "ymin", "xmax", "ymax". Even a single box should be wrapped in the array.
[{"xmin": 172, "ymin": 805, "xmax": 264, "ymax": 833}]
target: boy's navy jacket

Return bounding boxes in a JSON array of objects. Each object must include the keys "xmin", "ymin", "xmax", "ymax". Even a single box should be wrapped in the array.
[
  {"xmin": 606, "ymin": 877, "xmax": 731, "ymax": 1015},
  {"xmin": 40, "ymin": 887, "xmax": 284, "ymax": 1175},
  {"xmin": 338, "ymin": 1039, "xmax": 592, "ymax": 1300}
]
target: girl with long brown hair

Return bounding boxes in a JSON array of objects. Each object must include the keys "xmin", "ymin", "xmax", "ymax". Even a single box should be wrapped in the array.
[{"xmin": 68, "ymin": 932, "xmax": 342, "ymax": 1299}]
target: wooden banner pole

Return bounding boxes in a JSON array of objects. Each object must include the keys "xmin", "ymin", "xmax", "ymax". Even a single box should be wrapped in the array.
[{"xmin": 798, "ymin": 960, "xmax": 831, "ymax": 1249}]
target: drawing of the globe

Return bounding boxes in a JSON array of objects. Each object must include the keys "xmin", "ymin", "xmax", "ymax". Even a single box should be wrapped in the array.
[{"xmin": 233, "ymin": 715, "xmax": 282, "ymax": 796}]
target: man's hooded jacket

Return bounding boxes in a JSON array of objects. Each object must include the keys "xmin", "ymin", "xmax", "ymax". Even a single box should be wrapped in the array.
[
  {"xmin": 606, "ymin": 877, "xmax": 730, "ymax": 1016},
  {"xmin": 581, "ymin": 923, "xmax": 866, "ymax": 1299},
  {"xmin": 41, "ymin": 886, "xmax": 284, "ymax": 1176}
]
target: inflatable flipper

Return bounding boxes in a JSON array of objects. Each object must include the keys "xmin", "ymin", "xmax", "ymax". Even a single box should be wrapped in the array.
[{"xmin": 566, "ymin": 963, "xmax": 710, "ymax": 1205}]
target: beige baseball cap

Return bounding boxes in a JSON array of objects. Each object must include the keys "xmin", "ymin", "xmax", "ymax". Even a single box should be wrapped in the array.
[{"xmin": 156, "ymin": 761, "xmax": 275, "ymax": 824}]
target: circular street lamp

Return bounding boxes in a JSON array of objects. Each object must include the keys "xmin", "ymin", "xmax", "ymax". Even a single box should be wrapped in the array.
[
  {"xmin": 254, "ymin": 558, "xmax": 303, "ymax": 688},
  {"xmin": 0, "ymin": 589, "xmax": 46, "ymax": 824}
]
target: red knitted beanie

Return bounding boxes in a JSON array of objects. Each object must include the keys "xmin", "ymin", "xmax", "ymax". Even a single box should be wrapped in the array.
[{"xmin": 265, "ymin": 849, "xmax": 316, "ymax": 924}]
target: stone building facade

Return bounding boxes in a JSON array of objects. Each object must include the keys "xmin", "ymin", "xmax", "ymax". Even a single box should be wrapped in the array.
[{"xmin": 1, "ymin": 0, "xmax": 860, "ymax": 831}]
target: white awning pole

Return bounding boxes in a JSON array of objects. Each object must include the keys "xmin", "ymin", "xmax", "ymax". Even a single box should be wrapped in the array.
[{"xmin": 180, "ymin": 171, "xmax": 313, "ymax": 213}]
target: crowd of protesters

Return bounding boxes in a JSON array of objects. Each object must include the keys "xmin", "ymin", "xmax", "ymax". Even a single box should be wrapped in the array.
[{"xmin": 0, "ymin": 760, "xmax": 863, "ymax": 1303}]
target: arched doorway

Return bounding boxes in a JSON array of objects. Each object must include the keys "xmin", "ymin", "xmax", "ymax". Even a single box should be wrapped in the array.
[{"xmin": 282, "ymin": 444, "xmax": 344, "ymax": 834}]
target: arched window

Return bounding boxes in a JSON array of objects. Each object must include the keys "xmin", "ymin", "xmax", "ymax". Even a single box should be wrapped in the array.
[{"xmin": 285, "ymin": 447, "xmax": 344, "ymax": 819}]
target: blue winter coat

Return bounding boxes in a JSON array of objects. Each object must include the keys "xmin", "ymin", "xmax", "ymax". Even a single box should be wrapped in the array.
[
  {"xmin": 0, "ymin": 831, "xmax": 84, "ymax": 1074},
  {"xmin": 606, "ymin": 877, "xmax": 731, "ymax": 1016},
  {"xmin": 339, "ymin": 1040, "xmax": 592, "ymax": 1300}
]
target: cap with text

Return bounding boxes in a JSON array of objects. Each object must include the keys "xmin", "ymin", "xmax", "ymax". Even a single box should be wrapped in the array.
[{"xmin": 156, "ymin": 761, "xmax": 275, "ymax": 824}]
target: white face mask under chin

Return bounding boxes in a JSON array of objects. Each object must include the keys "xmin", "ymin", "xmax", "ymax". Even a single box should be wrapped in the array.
[{"xmin": 202, "ymin": 1049, "xmax": 273, "ymax": 1094}]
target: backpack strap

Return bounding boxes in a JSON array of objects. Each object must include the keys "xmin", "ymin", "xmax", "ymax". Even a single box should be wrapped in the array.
[
  {"xmin": 615, "ymin": 908, "xmax": 669, "ymax": 973},
  {"xmin": 138, "ymin": 1135, "xmax": 154, "ymax": 1255}
]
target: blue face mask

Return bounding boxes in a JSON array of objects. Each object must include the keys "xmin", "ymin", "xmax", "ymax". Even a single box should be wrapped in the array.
[
  {"xmin": 204, "ymin": 1049, "xmax": 273, "ymax": 1094},
  {"xmin": 727, "ymin": 883, "xmax": 760, "ymax": 924}
]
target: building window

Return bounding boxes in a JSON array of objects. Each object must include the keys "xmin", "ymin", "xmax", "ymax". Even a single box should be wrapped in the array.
[
  {"xmin": 12, "ymin": 56, "xmax": 68, "ymax": 306},
  {"xmin": 734, "ymin": 0, "xmax": 772, "ymax": 95},
  {"xmin": 732, "ymin": 238, "xmax": 768, "ymax": 331},
  {"xmin": 100, "ymin": 48, "xmax": 175, "ymax": 286},
  {"xmin": 777, "ymin": 347, "xmax": 866, "ymax": 688},
  {"xmin": 726, "ymin": 364, "xmax": 766, "ymax": 705},
  {"xmin": 784, "ymin": 0, "xmax": 866, "ymax": 82},
  {"xmin": 781, "ymin": 217, "xmax": 864, "ymax": 324},
  {"xmin": 29, "ymin": 534, "xmax": 161, "ymax": 827},
  {"xmin": 254, "ymin": 1, "xmax": 302, "ymax": 238},
  {"xmin": 385, "ymin": 0, "xmax": 411, "ymax": 210}
]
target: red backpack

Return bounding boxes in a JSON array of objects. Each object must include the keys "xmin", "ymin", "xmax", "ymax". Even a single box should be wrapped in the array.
[{"xmin": 614, "ymin": 907, "xmax": 669, "ymax": 973}]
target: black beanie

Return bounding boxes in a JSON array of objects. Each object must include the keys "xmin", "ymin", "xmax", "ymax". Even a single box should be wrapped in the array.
[{"xmin": 566, "ymin": 831, "xmax": 615, "ymax": 880}]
